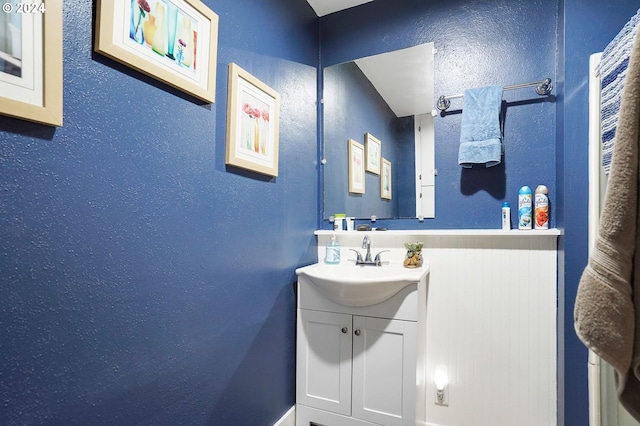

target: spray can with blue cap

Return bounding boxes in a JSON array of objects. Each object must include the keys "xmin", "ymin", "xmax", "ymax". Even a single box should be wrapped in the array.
[{"xmin": 518, "ymin": 186, "xmax": 533, "ymax": 230}]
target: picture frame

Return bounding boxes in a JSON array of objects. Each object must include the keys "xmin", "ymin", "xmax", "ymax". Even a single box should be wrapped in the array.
[
  {"xmin": 0, "ymin": 1, "xmax": 63, "ymax": 126},
  {"xmin": 381, "ymin": 158, "xmax": 392, "ymax": 200},
  {"xmin": 348, "ymin": 138, "xmax": 365, "ymax": 194},
  {"xmin": 365, "ymin": 132, "xmax": 381, "ymax": 175},
  {"xmin": 225, "ymin": 63, "xmax": 280, "ymax": 176},
  {"xmin": 95, "ymin": 0, "xmax": 218, "ymax": 103}
]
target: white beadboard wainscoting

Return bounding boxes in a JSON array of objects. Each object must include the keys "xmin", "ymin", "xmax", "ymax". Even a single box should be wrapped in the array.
[{"xmin": 313, "ymin": 229, "xmax": 560, "ymax": 426}]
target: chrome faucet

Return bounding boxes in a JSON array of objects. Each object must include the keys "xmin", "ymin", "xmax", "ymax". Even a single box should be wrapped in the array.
[
  {"xmin": 348, "ymin": 235, "xmax": 389, "ymax": 266},
  {"xmin": 362, "ymin": 235, "xmax": 372, "ymax": 262}
]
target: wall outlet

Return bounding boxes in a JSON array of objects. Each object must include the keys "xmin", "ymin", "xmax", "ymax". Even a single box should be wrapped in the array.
[{"xmin": 435, "ymin": 385, "xmax": 449, "ymax": 406}]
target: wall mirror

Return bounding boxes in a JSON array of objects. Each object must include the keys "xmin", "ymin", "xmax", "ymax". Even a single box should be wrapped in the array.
[{"xmin": 322, "ymin": 42, "xmax": 435, "ymax": 220}]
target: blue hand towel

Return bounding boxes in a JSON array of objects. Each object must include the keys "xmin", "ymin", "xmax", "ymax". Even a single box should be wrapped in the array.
[{"xmin": 458, "ymin": 85, "xmax": 504, "ymax": 168}]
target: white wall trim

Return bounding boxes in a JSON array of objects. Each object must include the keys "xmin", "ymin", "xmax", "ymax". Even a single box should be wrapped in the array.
[
  {"xmin": 273, "ymin": 405, "xmax": 295, "ymax": 426},
  {"xmin": 588, "ymin": 51, "xmax": 603, "ymax": 426}
]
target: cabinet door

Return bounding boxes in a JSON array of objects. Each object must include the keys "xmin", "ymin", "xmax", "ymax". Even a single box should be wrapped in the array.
[
  {"xmin": 296, "ymin": 309, "xmax": 352, "ymax": 415},
  {"xmin": 352, "ymin": 316, "xmax": 417, "ymax": 426}
]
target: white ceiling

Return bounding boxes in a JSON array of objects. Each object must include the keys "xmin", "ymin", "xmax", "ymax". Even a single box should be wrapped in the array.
[
  {"xmin": 305, "ymin": 0, "xmax": 374, "ymax": 17},
  {"xmin": 354, "ymin": 43, "xmax": 434, "ymax": 117},
  {"xmin": 307, "ymin": 0, "xmax": 433, "ymax": 117}
]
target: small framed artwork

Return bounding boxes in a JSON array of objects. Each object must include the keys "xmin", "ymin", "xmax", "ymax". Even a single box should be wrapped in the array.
[
  {"xmin": 381, "ymin": 158, "xmax": 392, "ymax": 200},
  {"xmin": 348, "ymin": 138, "xmax": 365, "ymax": 194},
  {"xmin": 365, "ymin": 132, "xmax": 381, "ymax": 175},
  {"xmin": 0, "ymin": 1, "xmax": 63, "ymax": 126},
  {"xmin": 95, "ymin": 0, "xmax": 219, "ymax": 103},
  {"xmin": 225, "ymin": 63, "xmax": 280, "ymax": 176}
]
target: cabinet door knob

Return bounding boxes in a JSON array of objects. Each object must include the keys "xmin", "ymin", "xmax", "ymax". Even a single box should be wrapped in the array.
[
  {"xmin": 354, "ymin": 329, "xmax": 361, "ymax": 336},
  {"xmin": 341, "ymin": 327, "xmax": 348, "ymax": 334}
]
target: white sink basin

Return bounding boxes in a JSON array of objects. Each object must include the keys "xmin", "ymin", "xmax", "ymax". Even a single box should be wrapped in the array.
[{"xmin": 296, "ymin": 262, "xmax": 429, "ymax": 307}]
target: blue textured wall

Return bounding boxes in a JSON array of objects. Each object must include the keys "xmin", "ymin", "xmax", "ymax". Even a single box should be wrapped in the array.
[
  {"xmin": 323, "ymin": 61, "xmax": 411, "ymax": 219},
  {"xmin": 560, "ymin": 1, "xmax": 639, "ymax": 424},
  {"xmin": 0, "ymin": 0, "xmax": 318, "ymax": 424},
  {"xmin": 3, "ymin": 1, "xmax": 640, "ymax": 425},
  {"xmin": 320, "ymin": 0, "xmax": 557, "ymax": 229},
  {"xmin": 320, "ymin": 1, "xmax": 639, "ymax": 425}
]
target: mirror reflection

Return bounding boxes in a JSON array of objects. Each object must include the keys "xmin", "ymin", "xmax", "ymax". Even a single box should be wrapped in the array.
[{"xmin": 322, "ymin": 42, "xmax": 435, "ymax": 220}]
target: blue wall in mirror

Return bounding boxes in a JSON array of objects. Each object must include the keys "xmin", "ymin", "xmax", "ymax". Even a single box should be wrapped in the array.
[{"xmin": 323, "ymin": 61, "xmax": 415, "ymax": 219}]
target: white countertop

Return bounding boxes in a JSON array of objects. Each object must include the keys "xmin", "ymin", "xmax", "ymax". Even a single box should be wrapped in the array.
[{"xmin": 315, "ymin": 228, "xmax": 562, "ymax": 237}]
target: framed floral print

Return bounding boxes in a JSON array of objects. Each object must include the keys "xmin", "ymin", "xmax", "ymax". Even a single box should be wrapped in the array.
[
  {"xmin": 381, "ymin": 158, "xmax": 392, "ymax": 200},
  {"xmin": 0, "ymin": 1, "xmax": 63, "ymax": 126},
  {"xmin": 348, "ymin": 138, "xmax": 365, "ymax": 194},
  {"xmin": 225, "ymin": 63, "xmax": 280, "ymax": 176},
  {"xmin": 95, "ymin": 0, "xmax": 218, "ymax": 103},
  {"xmin": 365, "ymin": 132, "xmax": 381, "ymax": 175}
]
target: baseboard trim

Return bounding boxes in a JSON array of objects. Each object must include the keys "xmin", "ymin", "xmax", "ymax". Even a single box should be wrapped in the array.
[{"xmin": 274, "ymin": 405, "xmax": 295, "ymax": 426}]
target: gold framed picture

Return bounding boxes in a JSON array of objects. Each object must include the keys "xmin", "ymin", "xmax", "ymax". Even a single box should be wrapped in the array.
[
  {"xmin": 0, "ymin": 1, "xmax": 63, "ymax": 126},
  {"xmin": 348, "ymin": 138, "xmax": 365, "ymax": 194},
  {"xmin": 95, "ymin": 0, "xmax": 218, "ymax": 103},
  {"xmin": 381, "ymin": 158, "xmax": 392, "ymax": 200},
  {"xmin": 365, "ymin": 132, "xmax": 381, "ymax": 175},
  {"xmin": 225, "ymin": 63, "xmax": 280, "ymax": 176}
]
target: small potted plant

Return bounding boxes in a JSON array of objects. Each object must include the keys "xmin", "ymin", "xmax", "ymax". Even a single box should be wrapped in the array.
[{"xmin": 403, "ymin": 242, "xmax": 423, "ymax": 268}]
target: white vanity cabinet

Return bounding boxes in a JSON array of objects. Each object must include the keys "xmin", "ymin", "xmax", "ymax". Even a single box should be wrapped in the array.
[{"xmin": 295, "ymin": 269, "xmax": 429, "ymax": 426}]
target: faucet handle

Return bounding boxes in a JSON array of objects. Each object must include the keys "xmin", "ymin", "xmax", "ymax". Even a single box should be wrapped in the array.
[
  {"xmin": 373, "ymin": 250, "xmax": 391, "ymax": 266},
  {"xmin": 349, "ymin": 249, "xmax": 363, "ymax": 263}
]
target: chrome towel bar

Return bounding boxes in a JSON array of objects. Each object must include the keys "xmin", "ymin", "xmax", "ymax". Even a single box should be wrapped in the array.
[{"xmin": 436, "ymin": 78, "xmax": 553, "ymax": 111}]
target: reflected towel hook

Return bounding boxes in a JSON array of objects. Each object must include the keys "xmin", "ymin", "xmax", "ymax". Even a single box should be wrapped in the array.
[{"xmin": 436, "ymin": 78, "xmax": 553, "ymax": 111}]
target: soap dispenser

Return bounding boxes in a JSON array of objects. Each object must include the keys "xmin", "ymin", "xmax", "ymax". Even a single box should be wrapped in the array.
[{"xmin": 325, "ymin": 234, "xmax": 340, "ymax": 264}]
